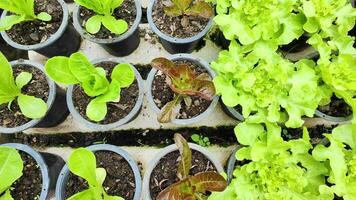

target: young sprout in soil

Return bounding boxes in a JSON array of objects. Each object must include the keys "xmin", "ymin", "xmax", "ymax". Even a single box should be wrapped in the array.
[
  {"xmin": 156, "ymin": 133, "xmax": 227, "ymax": 200},
  {"xmin": 45, "ymin": 52, "xmax": 135, "ymax": 122},
  {"xmin": 0, "ymin": 146, "xmax": 24, "ymax": 199},
  {"xmin": 67, "ymin": 148, "xmax": 124, "ymax": 200},
  {"xmin": 74, "ymin": 0, "xmax": 128, "ymax": 35},
  {"xmin": 0, "ymin": 52, "xmax": 48, "ymax": 119},
  {"xmin": 191, "ymin": 134, "xmax": 211, "ymax": 147},
  {"xmin": 151, "ymin": 57, "xmax": 216, "ymax": 123},
  {"xmin": 0, "ymin": 0, "xmax": 52, "ymax": 31}
]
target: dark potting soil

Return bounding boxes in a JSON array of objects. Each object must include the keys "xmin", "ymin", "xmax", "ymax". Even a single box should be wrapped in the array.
[
  {"xmin": 65, "ymin": 151, "xmax": 136, "ymax": 200},
  {"xmin": 72, "ymin": 62, "xmax": 139, "ymax": 124},
  {"xmin": 318, "ymin": 95, "xmax": 352, "ymax": 117},
  {"xmin": 5, "ymin": 0, "xmax": 63, "ymax": 45},
  {"xmin": 149, "ymin": 150, "xmax": 217, "ymax": 199},
  {"xmin": 79, "ymin": 0, "xmax": 136, "ymax": 39},
  {"xmin": 10, "ymin": 151, "xmax": 43, "ymax": 200},
  {"xmin": 282, "ymin": 125, "xmax": 335, "ymax": 145},
  {"xmin": 279, "ymin": 35, "xmax": 311, "ymax": 53},
  {"xmin": 134, "ymin": 64, "xmax": 152, "ymax": 80},
  {"xmin": 152, "ymin": 0, "xmax": 211, "ymax": 38},
  {"xmin": 151, "ymin": 60, "xmax": 211, "ymax": 119},
  {"xmin": 0, "ymin": 65, "xmax": 49, "ymax": 128}
]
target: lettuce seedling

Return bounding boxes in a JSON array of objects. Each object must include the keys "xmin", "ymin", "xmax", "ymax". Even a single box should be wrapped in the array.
[
  {"xmin": 0, "ymin": 146, "xmax": 24, "ymax": 200},
  {"xmin": 0, "ymin": 0, "xmax": 52, "ymax": 31},
  {"xmin": 45, "ymin": 52, "xmax": 135, "ymax": 122},
  {"xmin": 0, "ymin": 52, "xmax": 48, "ymax": 119},
  {"xmin": 156, "ymin": 133, "xmax": 227, "ymax": 200},
  {"xmin": 163, "ymin": 0, "xmax": 214, "ymax": 19},
  {"xmin": 74, "ymin": 0, "xmax": 128, "ymax": 35},
  {"xmin": 67, "ymin": 148, "xmax": 124, "ymax": 200},
  {"xmin": 151, "ymin": 57, "xmax": 216, "ymax": 123}
]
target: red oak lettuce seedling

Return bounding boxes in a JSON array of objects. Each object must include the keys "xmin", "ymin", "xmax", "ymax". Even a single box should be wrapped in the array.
[
  {"xmin": 0, "ymin": 146, "xmax": 24, "ymax": 200},
  {"xmin": 45, "ymin": 52, "xmax": 135, "ymax": 122},
  {"xmin": 151, "ymin": 57, "xmax": 216, "ymax": 123},
  {"xmin": 156, "ymin": 133, "xmax": 227, "ymax": 200},
  {"xmin": 74, "ymin": 0, "xmax": 128, "ymax": 35},
  {"xmin": 164, "ymin": 0, "xmax": 214, "ymax": 19},
  {"xmin": 67, "ymin": 148, "xmax": 124, "ymax": 200},
  {"xmin": 0, "ymin": 52, "xmax": 48, "ymax": 119},
  {"xmin": 0, "ymin": 0, "xmax": 52, "ymax": 31}
]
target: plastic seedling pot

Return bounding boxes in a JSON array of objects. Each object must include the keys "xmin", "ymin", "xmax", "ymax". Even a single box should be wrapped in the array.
[
  {"xmin": 0, "ymin": 0, "xmax": 81, "ymax": 58},
  {"xmin": 66, "ymin": 57, "xmax": 144, "ymax": 132},
  {"xmin": 0, "ymin": 60, "xmax": 69, "ymax": 134},
  {"xmin": 55, "ymin": 144, "xmax": 142, "ymax": 200},
  {"xmin": 314, "ymin": 109, "xmax": 352, "ymax": 123},
  {"xmin": 226, "ymin": 146, "xmax": 241, "ymax": 184},
  {"xmin": 147, "ymin": 0, "xmax": 214, "ymax": 54},
  {"xmin": 0, "ymin": 143, "xmax": 50, "ymax": 200},
  {"xmin": 72, "ymin": 0, "xmax": 142, "ymax": 57},
  {"xmin": 147, "ymin": 54, "xmax": 219, "ymax": 125},
  {"xmin": 142, "ymin": 143, "xmax": 224, "ymax": 200},
  {"xmin": 220, "ymin": 100, "xmax": 244, "ymax": 122}
]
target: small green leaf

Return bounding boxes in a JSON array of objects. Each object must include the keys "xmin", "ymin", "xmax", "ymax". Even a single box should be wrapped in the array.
[
  {"xmin": 111, "ymin": 63, "xmax": 135, "ymax": 88},
  {"xmin": 17, "ymin": 94, "xmax": 47, "ymax": 119},
  {"xmin": 0, "ymin": 146, "xmax": 23, "ymax": 195},
  {"xmin": 101, "ymin": 16, "xmax": 128, "ymax": 35},
  {"xmin": 185, "ymin": 2, "xmax": 214, "ymax": 18},
  {"xmin": 95, "ymin": 168, "xmax": 107, "ymax": 186},
  {"xmin": 81, "ymin": 74, "xmax": 110, "ymax": 97},
  {"xmin": 95, "ymin": 67, "xmax": 107, "ymax": 77},
  {"xmin": 68, "ymin": 148, "xmax": 97, "ymax": 187},
  {"xmin": 45, "ymin": 56, "xmax": 79, "ymax": 84},
  {"xmin": 158, "ymin": 95, "xmax": 182, "ymax": 123},
  {"xmin": 164, "ymin": 5, "xmax": 182, "ymax": 17},
  {"xmin": 36, "ymin": 12, "xmax": 52, "ymax": 21},
  {"xmin": 191, "ymin": 134, "xmax": 200, "ymax": 142},
  {"xmin": 174, "ymin": 133, "xmax": 192, "ymax": 180},
  {"xmin": 69, "ymin": 52, "xmax": 98, "ymax": 82},
  {"xmin": 95, "ymin": 80, "xmax": 121, "ymax": 103},
  {"xmin": 0, "ymin": 15, "xmax": 26, "ymax": 31},
  {"xmin": 172, "ymin": 0, "xmax": 192, "ymax": 11},
  {"xmin": 86, "ymin": 99, "xmax": 107, "ymax": 122},
  {"xmin": 86, "ymin": 15, "xmax": 103, "ymax": 34},
  {"xmin": 67, "ymin": 188, "xmax": 95, "ymax": 200},
  {"xmin": 0, "ymin": 50, "xmax": 19, "ymax": 96},
  {"xmin": 15, "ymin": 72, "xmax": 32, "ymax": 90},
  {"xmin": 104, "ymin": 195, "xmax": 124, "ymax": 200},
  {"xmin": 0, "ymin": 189, "xmax": 14, "ymax": 200}
]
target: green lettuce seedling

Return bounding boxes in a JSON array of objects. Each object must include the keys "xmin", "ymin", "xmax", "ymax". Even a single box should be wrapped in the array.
[
  {"xmin": 74, "ymin": 0, "xmax": 128, "ymax": 35},
  {"xmin": 191, "ymin": 134, "xmax": 211, "ymax": 147},
  {"xmin": 0, "ymin": 52, "xmax": 48, "ymax": 119},
  {"xmin": 164, "ymin": 0, "xmax": 214, "ymax": 18},
  {"xmin": 0, "ymin": 0, "xmax": 51, "ymax": 31},
  {"xmin": 151, "ymin": 57, "xmax": 216, "ymax": 123},
  {"xmin": 0, "ymin": 146, "xmax": 24, "ymax": 200},
  {"xmin": 45, "ymin": 52, "xmax": 135, "ymax": 122},
  {"xmin": 156, "ymin": 133, "xmax": 227, "ymax": 200},
  {"xmin": 67, "ymin": 148, "xmax": 124, "ymax": 200}
]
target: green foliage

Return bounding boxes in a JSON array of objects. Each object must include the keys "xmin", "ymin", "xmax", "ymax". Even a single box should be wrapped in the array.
[
  {"xmin": 0, "ymin": 0, "xmax": 51, "ymax": 31},
  {"xmin": 157, "ymin": 134, "xmax": 227, "ymax": 200},
  {"xmin": 0, "ymin": 52, "xmax": 48, "ymax": 119},
  {"xmin": 0, "ymin": 146, "xmax": 23, "ymax": 200},
  {"xmin": 164, "ymin": 0, "xmax": 214, "ymax": 18},
  {"xmin": 191, "ymin": 134, "xmax": 211, "ymax": 147},
  {"xmin": 74, "ymin": 0, "xmax": 128, "ymax": 35},
  {"xmin": 151, "ymin": 57, "xmax": 216, "ymax": 123},
  {"xmin": 209, "ymin": 122, "xmax": 333, "ymax": 200},
  {"xmin": 67, "ymin": 148, "xmax": 124, "ymax": 200},
  {"xmin": 45, "ymin": 52, "xmax": 135, "ymax": 122}
]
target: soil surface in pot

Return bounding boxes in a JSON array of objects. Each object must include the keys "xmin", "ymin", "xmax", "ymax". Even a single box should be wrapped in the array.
[
  {"xmin": 5, "ymin": 0, "xmax": 63, "ymax": 45},
  {"xmin": 279, "ymin": 35, "xmax": 311, "ymax": 53},
  {"xmin": 0, "ymin": 65, "xmax": 49, "ymax": 128},
  {"xmin": 152, "ymin": 60, "xmax": 212, "ymax": 119},
  {"xmin": 79, "ymin": 0, "xmax": 136, "ymax": 39},
  {"xmin": 65, "ymin": 151, "xmax": 136, "ymax": 200},
  {"xmin": 149, "ymin": 150, "xmax": 217, "ymax": 199},
  {"xmin": 72, "ymin": 62, "xmax": 139, "ymax": 124},
  {"xmin": 318, "ymin": 95, "xmax": 352, "ymax": 117},
  {"xmin": 10, "ymin": 151, "xmax": 43, "ymax": 200},
  {"xmin": 152, "ymin": 0, "xmax": 210, "ymax": 38}
]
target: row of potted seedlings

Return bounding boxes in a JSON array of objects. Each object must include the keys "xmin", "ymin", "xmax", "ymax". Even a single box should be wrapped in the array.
[{"xmin": 0, "ymin": 133, "xmax": 226, "ymax": 200}]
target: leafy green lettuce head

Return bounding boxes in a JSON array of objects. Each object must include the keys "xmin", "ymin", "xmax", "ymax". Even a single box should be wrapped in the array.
[{"xmin": 209, "ymin": 122, "xmax": 333, "ymax": 200}]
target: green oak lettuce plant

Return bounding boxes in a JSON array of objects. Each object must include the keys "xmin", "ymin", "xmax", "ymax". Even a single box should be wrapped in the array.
[
  {"xmin": 74, "ymin": 0, "xmax": 128, "ymax": 35},
  {"xmin": 0, "ymin": 146, "xmax": 24, "ymax": 200},
  {"xmin": 0, "ymin": 52, "xmax": 48, "ymax": 119},
  {"xmin": 45, "ymin": 52, "xmax": 135, "ymax": 122},
  {"xmin": 0, "ymin": 0, "xmax": 51, "ymax": 31},
  {"xmin": 66, "ymin": 148, "xmax": 124, "ymax": 200}
]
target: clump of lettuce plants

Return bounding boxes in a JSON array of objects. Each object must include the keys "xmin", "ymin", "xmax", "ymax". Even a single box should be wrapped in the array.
[
  {"xmin": 66, "ymin": 148, "xmax": 124, "ymax": 200},
  {"xmin": 163, "ymin": 0, "xmax": 214, "ymax": 19},
  {"xmin": 156, "ymin": 133, "xmax": 227, "ymax": 200},
  {"xmin": 45, "ymin": 52, "xmax": 135, "ymax": 122},
  {"xmin": 0, "ymin": 52, "xmax": 48, "ymax": 119},
  {"xmin": 0, "ymin": 146, "xmax": 24, "ymax": 200},
  {"xmin": 0, "ymin": 0, "xmax": 52, "ymax": 31},
  {"xmin": 151, "ymin": 57, "xmax": 216, "ymax": 123},
  {"xmin": 74, "ymin": 0, "xmax": 128, "ymax": 35}
]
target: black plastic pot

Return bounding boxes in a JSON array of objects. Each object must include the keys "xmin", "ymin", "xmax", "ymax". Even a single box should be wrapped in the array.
[
  {"xmin": 56, "ymin": 144, "xmax": 142, "ymax": 200},
  {"xmin": 0, "ymin": 60, "xmax": 69, "ymax": 134},
  {"xmin": 0, "ymin": 143, "xmax": 50, "ymax": 200},
  {"xmin": 72, "ymin": 0, "xmax": 142, "ymax": 57},
  {"xmin": 220, "ymin": 100, "xmax": 244, "ymax": 121},
  {"xmin": 147, "ymin": 0, "xmax": 214, "ymax": 54},
  {"xmin": 0, "ymin": 0, "xmax": 81, "ymax": 58}
]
